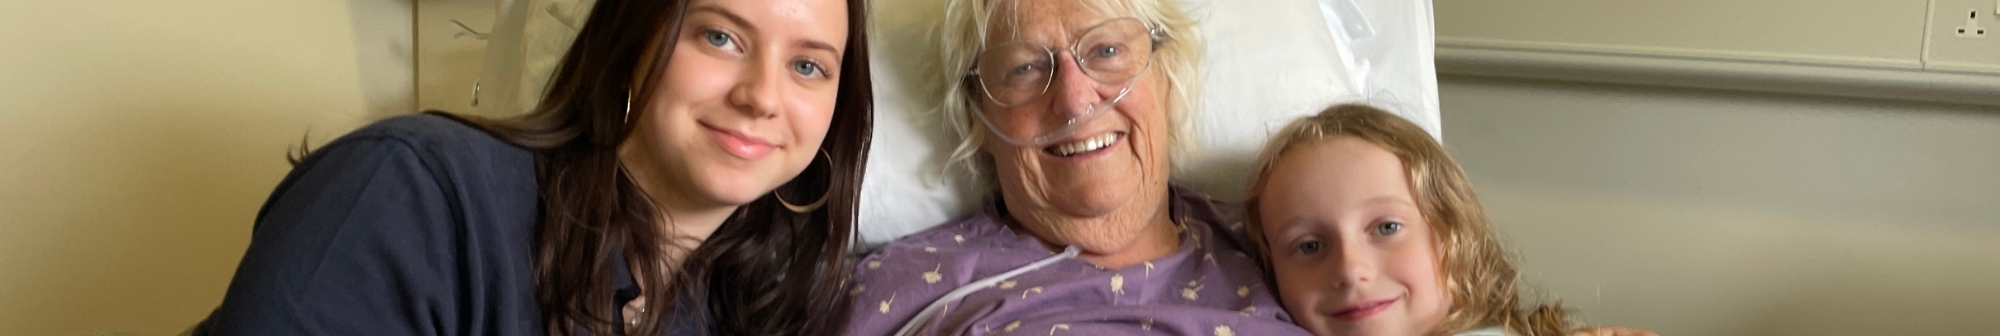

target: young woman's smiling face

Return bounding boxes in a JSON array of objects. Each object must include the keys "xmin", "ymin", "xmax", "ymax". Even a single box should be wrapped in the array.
[
  {"xmin": 621, "ymin": 0, "xmax": 849, "ymax": 210},
  {"xmin": 1257, "ymin": 137, "xmax": 1449, "ymax": 336}
]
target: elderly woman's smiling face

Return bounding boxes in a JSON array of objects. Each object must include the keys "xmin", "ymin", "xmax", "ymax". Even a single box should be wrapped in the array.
[{"xmin": 976, "ymin": 0, "xmax": 1177, "ymax": 266}]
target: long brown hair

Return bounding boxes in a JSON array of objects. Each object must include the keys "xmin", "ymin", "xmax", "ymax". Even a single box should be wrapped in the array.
[
  {"xmin": 1243, "ymin": 104, "xmax": 1571, "ymax": 336},
  {"xmin": 429, "ymin": 0, "xmax": 870, "ymax": 334}
]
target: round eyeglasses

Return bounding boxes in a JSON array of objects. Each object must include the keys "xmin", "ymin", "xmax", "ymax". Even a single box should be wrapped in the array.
[{"xmin": 966, "ymin": 17, "xmax": 1161, "ymax": 146}]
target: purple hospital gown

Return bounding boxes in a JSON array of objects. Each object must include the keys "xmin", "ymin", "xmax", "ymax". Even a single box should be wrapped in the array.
[{"xmin": 845, "ymin": 185, "xmax": 1310, "ymax": 336}]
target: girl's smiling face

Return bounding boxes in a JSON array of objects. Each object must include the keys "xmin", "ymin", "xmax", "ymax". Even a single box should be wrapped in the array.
[
  {"xmin": 1256, "ymin": 136, "xmax": 1449, "ymax": 336},
  {"xmin": 620, "ymin": 0, "xmax": 849, "ymax": 210}
]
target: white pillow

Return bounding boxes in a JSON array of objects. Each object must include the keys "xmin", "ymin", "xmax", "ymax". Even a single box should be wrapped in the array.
[{"xmin": 857, "ymin": 0, "xmax": 1440, "ymax": 248}]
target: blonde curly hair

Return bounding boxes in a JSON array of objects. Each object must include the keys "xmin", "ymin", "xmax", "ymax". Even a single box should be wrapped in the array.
[{"xmin": 1243, "ymin": 103, "xmax": 1576, "ymax": 336}]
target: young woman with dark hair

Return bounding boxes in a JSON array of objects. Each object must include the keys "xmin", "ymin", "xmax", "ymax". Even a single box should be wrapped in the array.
[{"xmin": 194, "ymin": 0, "xmax": 871, "ymax": 334}]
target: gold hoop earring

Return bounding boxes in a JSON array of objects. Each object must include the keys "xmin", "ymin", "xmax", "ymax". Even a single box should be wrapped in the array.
[{"xmin": 775, "ymin": 149, "xmax": 833, "ymax": 213}]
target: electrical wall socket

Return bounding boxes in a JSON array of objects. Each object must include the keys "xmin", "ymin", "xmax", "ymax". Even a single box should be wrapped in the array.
[
  {"xmin": 1927, "ymin": 0, "xmax": 2000, "ymax": 73},
  {"xmin": 1956, "ymin": 8, "xmax": 1987, "ymax": 38}
]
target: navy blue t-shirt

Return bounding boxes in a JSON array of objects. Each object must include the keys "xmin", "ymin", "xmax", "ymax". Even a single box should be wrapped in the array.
[{"xmin": 195, "ymin": 114, "xmax": 706, "ymax": 335}]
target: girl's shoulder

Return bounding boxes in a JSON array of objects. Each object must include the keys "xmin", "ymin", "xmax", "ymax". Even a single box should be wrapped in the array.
[
  {"xmin": 205, "ymin": 114, "xmax": 545, "ymax": 335},
  {"xmin": 308, "ymin": 113, "xmax": 538, "ymax": 202},
  {"xmin": 336, "ymin": 113, "xmax": 529, "ymax": 163}
]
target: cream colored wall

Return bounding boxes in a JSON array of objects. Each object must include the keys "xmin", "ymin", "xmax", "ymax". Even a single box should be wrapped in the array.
[
  {"xmin": 417, "ymin": 0, "xmax": 496, "ymax": 115},
  {"xmin": 1435, "ymin": 0, "xmax": 1926, "ymax": 63},
  {"xmin": 0, "ymin": 0, "xmax": 411, "ymax": 335},
  {"xmin": 1440, "ymin": 74, "xmax": 2000, "ymax": 335}
]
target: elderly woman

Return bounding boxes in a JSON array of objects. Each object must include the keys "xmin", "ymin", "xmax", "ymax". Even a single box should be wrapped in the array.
[{"xmin": 843, "ymin": 0, "xmax": 1305, "ymax": 334}]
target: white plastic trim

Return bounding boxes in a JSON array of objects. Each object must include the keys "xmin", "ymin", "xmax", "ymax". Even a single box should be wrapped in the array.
[{"xmin": 1437, "ymin": 37, "xmax": 2000, "ymax": 107}]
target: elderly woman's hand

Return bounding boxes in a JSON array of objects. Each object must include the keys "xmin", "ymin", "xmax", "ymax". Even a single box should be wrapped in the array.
[{"xmin": 1572, "ymin": 326, "xmax": 1660, "ymax": 336}]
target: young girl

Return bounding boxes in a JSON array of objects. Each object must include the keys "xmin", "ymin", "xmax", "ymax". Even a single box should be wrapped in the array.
[{"xmin": 1243, "ymin": 104, "xmax": 1579, "ymax": 336}]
